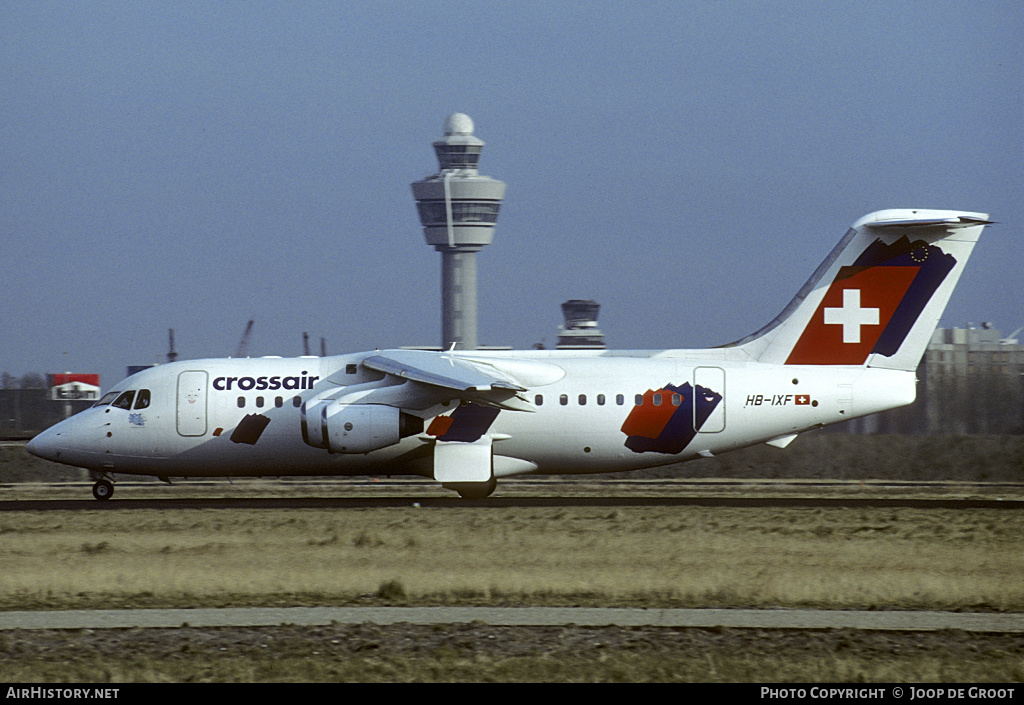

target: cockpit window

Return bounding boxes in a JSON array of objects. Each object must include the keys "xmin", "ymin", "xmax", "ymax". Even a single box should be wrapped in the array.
[
  {"xmin": 111, "ymin": 391, "xmax": 136, "ymax": 410},
  {"xmin": 94, "ymin": 391, "xmax": 121, "ymax": 407},
  {"xmin": 134, "ymin": 389, "xmax": 151, "ymax": 410}
]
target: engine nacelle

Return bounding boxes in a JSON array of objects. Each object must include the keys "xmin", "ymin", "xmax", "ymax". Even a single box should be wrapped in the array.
[
  {"xmin": 323, "ymin": 402, "xmax": 399, "ymax": 454},
  {"xmin": 301, "ymin": 401, "xmax": 422, "ymax": 454}
]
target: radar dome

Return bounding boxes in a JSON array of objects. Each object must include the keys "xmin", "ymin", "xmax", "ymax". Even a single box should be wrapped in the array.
[{"xmin": 444, "ymin": 113, "xmax": 475, "ymax": 135}]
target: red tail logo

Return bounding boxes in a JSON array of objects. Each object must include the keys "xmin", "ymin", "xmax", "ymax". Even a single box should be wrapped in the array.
[
  {"xmin": 787, "ymin": 266, "xmax": 918, "ymax": 364},
  {"xmin": 785, "ymin": 236, "xmax": 957, "ymax": 365}
]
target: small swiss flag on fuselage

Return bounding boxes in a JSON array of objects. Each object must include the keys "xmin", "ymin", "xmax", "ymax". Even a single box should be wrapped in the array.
[{"xmin": 786, "ymin": 265, "xmax": 919, "ymax": 365}]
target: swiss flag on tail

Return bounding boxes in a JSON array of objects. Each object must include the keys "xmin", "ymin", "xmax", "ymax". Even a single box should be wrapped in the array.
[
  {"xmin": 786, "ymin": 265, "xmax": 918, "ymax": 365},
  {"xmin": 786, "ymin": 236, "xmax": 959, "ymax": 365}
]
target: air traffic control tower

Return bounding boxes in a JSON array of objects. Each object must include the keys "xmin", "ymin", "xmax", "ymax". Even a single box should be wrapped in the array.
[
  {"xmin": 411, "ymin": 114, "xmax": 506, "ymax": 350},
  {"xmin": 557, "ymin": 300, "xmax": 607, "ymax": 349}
]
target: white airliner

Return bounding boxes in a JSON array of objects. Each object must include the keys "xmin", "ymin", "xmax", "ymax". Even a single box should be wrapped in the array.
[{"xmin": 28, "ymin": 209, "xmax": 990, "ymax": 500}]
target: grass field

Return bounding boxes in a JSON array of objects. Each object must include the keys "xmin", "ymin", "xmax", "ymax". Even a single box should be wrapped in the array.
[
  {"xmin": 1, "ymin": 500, "xmax": 1023, "ymax": 682},
  {"xmin": 4, "ymin": 627, "xmax": 1022, "ymax": 683},
  {"xmin": 2, "ymin": 439, "xmax": 1023, "ymax": 681},
  {"xmin": 1, "ymin": 502, "xmax": 1021, "ymax": 612}
]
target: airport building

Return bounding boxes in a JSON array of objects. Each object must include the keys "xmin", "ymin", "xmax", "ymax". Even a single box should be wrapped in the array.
[
  {"xmin": 918, "ymin": 323, "xmax": 1024, "ymax": 434},
  {"xmin": 843, "ymin": 323, "xmax": 1024, "ymax": 434},
  {"xmin": 1, "ymin": 378, "xmax": 96, "ymax": 440}
]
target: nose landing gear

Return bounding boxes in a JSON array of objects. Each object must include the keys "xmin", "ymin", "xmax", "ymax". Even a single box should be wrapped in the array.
[{"xmin": 92, "ymin": 478, "xmax": 114, "ymax": 501}]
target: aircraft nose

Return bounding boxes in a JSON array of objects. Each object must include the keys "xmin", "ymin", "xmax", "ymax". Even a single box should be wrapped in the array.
[{"xmin": 26, "ymin": 425, "xmax": 63, "ymax": 462}]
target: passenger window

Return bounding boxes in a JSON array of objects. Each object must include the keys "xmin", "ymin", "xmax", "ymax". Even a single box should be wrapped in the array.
[
  {"xmin": 237, "ymin": 397, "xmax": 245, "ymax": 408},
  {"xmin": 275, "ymin": 396, "xmax": 284, "ymax": 408},
  {"xmin": 133, "ymin": 389, "xmax": 151, "ymax": 410},
  {"xmin": 112, "ymin": 391, "xmax": 136, "ymax": 410},
  {"xmin": 535, "ymin": 394, "xmax": 543, "ymax": 406},
  {"xmin": 653, "ymin": 393, "xmax": 662, "ymax": 406},
  {"xmin": 616, "ymin": 394, "xmax": 624, "ymax": 406},
  {"xmin": 672, "ymin": 393, "xmax": 681, "ymax": 406},
  {"xmin": 292, "ymin": 396, "xmax": 302, "ymax": 407},
  {"xmin": 578, "ymin": 394, "xmax": 587, "ymax": 406},
  {"xmin": 256, "ymin": 396, "xmax": 264, "ymax": 408},
  {"xmin": 559, "ymin": 394, "xmax": 568, "ymax": 406},
  {"xmin": 597, "ymin": 394, "xmax": 606, "ymax": 406},
  {"xmin": 635, "ymin": 394, "xmax": 643, "ymax": 406}
]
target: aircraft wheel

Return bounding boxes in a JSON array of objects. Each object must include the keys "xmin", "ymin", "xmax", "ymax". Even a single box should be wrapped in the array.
[
  {"xmin": 449, "ymin": 478, "xmax": 497, "ymax": 500},
  {"xmin": 92, "ymin": 480, "xmax": 114, "ymax": 501}
]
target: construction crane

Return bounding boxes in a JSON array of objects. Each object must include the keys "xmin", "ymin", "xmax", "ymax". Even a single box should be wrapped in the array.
[
  {"xmin": 303, "ymin": 332, "xmax": 327, "ymax": 356},
  {"xmin": 235, "ymin": 320, "xmax": 254, "ymax": 358},
  {"xmin": 167, "ymin": 329, "xmax": 178, "ymax": 363}
]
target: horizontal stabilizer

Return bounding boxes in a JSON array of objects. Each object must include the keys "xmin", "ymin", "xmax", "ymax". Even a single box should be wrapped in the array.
[{"xmin": 864, "ymin": 215, "xmax": 994, "ymax": 231}]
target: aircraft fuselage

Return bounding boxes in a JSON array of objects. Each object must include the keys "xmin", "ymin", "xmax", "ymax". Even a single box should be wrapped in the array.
[
  {"xmin": 29, "ymin": 350, "xmax": 913, "ymax": 480},
  {"xmin": 27, "ymin": 209, "xmax": 989, "ymax": 499}
]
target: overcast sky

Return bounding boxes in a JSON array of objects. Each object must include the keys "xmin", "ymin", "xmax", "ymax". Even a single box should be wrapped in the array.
[{"xmin": 3, "ymin": 1, "xmax": 1021, "ymax": 388}]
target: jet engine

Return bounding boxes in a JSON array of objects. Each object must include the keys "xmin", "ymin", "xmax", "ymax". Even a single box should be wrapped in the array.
[{"xmin": 301, "ymin": 400, "xmax": 422, "ymax": 454}]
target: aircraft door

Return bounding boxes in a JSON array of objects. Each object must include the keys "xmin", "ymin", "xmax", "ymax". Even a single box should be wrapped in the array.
[
  {"xmin": 694, "ymin": 367, "xmax": 725, "ymax": 433},
  {"xmin": 176, "ymin": 371, "xmax": 208, "ymax": 436}
]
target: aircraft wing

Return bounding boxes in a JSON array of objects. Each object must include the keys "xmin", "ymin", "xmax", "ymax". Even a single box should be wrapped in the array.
[{"xmin": 360, "ymin": 350, "xmax": 533, "ymax": 411}]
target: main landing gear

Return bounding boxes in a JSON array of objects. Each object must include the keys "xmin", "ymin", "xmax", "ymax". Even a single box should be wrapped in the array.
[
  {"xmin": 92, "ymin": 478, "xmax": 114, "ymax": 501},
  {"xmin": 444, "ymin": 478, "xmax": 498, "ymax": 500}
]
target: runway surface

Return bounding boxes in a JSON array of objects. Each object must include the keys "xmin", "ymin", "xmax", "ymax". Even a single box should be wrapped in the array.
[
  {"xmin": 2, "ymin": 606, "xmax": 1023, "ymax": 632},
  {"xmin": 3, "ymin": 478, "xmax": 1023, "ymax": 511},
  {"xmin": 3, "ymin": 495, "xmax": 1023, "ymax": 511}
]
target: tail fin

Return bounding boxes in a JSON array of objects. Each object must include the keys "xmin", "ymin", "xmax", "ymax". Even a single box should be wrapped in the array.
[{"xmin": 731, "ymin": 209, "xmax": 991, "ymax": 371}]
